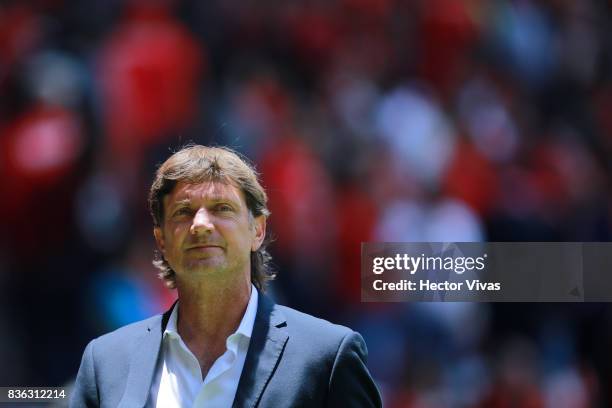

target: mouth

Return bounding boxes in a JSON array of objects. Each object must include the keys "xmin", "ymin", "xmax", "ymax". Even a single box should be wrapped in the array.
[{"xmin": 186, "ymin": 244, "xmax": 223, "ymax": 251}]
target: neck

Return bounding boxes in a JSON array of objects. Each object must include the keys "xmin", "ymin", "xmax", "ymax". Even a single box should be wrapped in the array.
[{"xmin": 175, "ymin": 276, "xmax": 252, "ymax": 353}]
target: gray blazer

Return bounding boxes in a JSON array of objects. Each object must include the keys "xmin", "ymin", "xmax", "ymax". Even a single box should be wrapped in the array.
[{"xmin": 71, "ymin": 293, "xmax": 382, "ymax": 407}]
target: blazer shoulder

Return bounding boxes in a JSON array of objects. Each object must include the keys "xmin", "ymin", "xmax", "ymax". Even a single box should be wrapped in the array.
[
  {"xmin": 275, "ymin": 304, "xmax": 354, "ymax": 344},
  {"xmin": 89, "ymin": 313, "xmax": 163, "ymax": 353}
]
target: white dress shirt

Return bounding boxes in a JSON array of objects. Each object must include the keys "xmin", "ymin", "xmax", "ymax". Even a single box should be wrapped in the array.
[{"xmin": 147, "ymin": 285, "xmax": 258, "ymax": 408}]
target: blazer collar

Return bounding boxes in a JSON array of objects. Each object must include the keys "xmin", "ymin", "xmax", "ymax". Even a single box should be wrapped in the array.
[
  {"xmin": 233, "ymin": 292, "xmax": 289, "ymax": 408},
  {"xmin": 116, "ymin": 310, "xmax": 167, "ymax": 407},
  {"xmin": 117, "ymin": 294, "xmax": 288, "ymax": 408}
]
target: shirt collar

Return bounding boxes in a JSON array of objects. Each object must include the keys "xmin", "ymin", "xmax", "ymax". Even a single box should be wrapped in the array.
[
  {"xmin": 164, "ymin": 284, "xmax": 259, "ymax": 341},
  {"xmin": 234, "ymin": 284, "xmax": 258, "ymax": 339}
]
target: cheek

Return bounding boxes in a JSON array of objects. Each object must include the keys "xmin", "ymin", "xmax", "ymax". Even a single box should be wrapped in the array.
[
  {"xmin": 222, "ymin": 224, "xmax": 252, "ymax": 250},
  {"xmin": 245, "ymin": 229, "xmax": 260, "ymax": 253},
  {"xmin": 165, "ymin": 225, "xmax": 187, "ymax": 254}
]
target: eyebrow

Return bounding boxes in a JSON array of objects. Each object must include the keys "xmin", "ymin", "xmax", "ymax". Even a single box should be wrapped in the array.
[
  {"xmin": 169, "ymin": 199, "xmax": 191, "ymax": 211},
  {"xmin": 169, "ymin": 196, "xmax": 240, "ymax": 211}
]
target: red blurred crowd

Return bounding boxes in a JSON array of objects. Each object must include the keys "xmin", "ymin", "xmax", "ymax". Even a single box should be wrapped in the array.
[{"xmin": 1, "ymin": 0, "xmax": 612, "ymax": 406}]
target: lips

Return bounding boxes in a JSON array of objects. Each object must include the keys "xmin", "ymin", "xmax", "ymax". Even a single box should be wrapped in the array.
[{"xmin": 186, "ymin": 244, "xmax": 223, "ymax": 250}]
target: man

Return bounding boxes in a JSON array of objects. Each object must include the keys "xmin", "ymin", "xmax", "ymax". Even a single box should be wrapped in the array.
[{"xmin": 71, "ymin": 145, "xmax": 382, "ymax": 407}]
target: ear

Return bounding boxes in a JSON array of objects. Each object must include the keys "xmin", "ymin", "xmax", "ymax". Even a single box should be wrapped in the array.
[
  {"xmin": 251, "ymin": 215, "xmax": 266, "ymax": 252},
  {"xmin": 154, "ymin": 227, "xmax": 165, "ymax": 254}
]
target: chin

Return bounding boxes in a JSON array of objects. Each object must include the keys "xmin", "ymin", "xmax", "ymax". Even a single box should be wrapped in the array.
[{"xmin": 186, "ymin": 261, "xmax": 224, "ymax": 273}]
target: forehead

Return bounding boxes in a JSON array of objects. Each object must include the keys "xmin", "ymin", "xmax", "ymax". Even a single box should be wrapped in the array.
[{"xmin": 163, "ymin": 181, "xmax": 246, "ymax": 208}]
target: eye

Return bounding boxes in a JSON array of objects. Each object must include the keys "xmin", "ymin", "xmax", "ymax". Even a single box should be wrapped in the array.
[
  {"xmin": 173, "ymin": 207, "xmax": 192, "ymax": 217},
  {"xmin": 215, "ymin": 204, "xmax": 233, "ymax": 212}
]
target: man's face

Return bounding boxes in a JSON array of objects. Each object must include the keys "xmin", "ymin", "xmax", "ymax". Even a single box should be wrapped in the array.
[{"xmin": 154, "ymin": 181, "xmax": 266, "ymax": 286}]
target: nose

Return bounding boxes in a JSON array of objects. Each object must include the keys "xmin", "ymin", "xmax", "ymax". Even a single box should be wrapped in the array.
[{"xmin": 190, "ymin": 208, "xmax": 214, "ymax": 235}]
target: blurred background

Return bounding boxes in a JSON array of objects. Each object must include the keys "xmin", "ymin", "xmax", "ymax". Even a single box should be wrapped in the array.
[{"xmin": 1, "ymin": 0, "xmax": 612, "ymax": 406}]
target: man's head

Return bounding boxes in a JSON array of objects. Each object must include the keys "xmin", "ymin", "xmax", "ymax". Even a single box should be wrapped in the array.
[{"xmin": 149, "ymin": 145, "xmax": 274, "ymax": 291}]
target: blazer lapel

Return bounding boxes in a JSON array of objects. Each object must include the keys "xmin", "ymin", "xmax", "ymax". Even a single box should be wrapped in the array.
[
  {"xmin": 232, "ymin": 293, "xmax": 289, "ymax": 408},
  {"xmin": 118, "ymin": 304, "xmax": 175, "ymax": 408}
]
